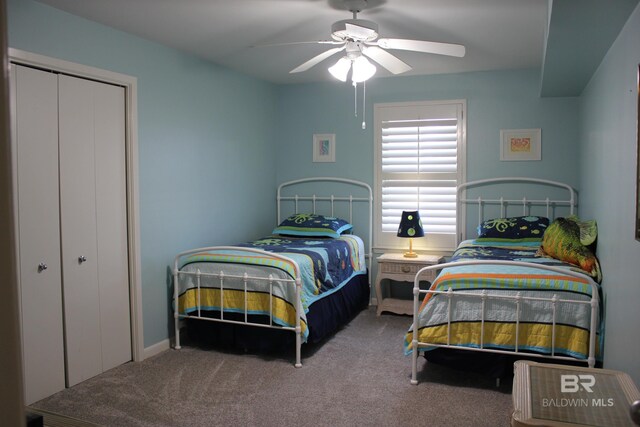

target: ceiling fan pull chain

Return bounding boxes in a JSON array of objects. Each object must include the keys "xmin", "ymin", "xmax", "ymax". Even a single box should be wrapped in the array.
[
  {"xmin": 362, "ymin": 80, "xmax": 366, "ymax": 130},
  {"xmin": 353, "ymin": 81, "xmax": 358, "ymax": 117}
]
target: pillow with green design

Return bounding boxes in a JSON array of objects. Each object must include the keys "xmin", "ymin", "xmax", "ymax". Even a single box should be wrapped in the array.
[
  {"xmin": 566, "ymin": 215, "xmax": 598, "ymax": 252},
  {"xmin": 273, "ymin": 213, "xmax": 352, "ymax": 238},
  {"xmin": 476, "ymin": 216, "xmax": 549, "ymax": 241},
  {"xmin": 538, "ymin": 217, "xmax": 600, "ymax": 279}
]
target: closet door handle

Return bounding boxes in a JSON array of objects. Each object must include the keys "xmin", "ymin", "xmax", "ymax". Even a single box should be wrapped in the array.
[
  {"xmin": 38, "ymin": 263, "xmax": 48, "ymax": 273},
  {"xmin": 78, "ymin": 255, "xmax": 87, "ymax": 264}
]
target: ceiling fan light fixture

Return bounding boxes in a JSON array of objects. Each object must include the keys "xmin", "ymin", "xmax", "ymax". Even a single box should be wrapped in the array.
[
  {"xmin": 328, "ymin": 57, "xmax": 351, "ymax": 82},
  {"xmin": 351, "ymin": 56, "xmax": 376, "ymax": 83}
]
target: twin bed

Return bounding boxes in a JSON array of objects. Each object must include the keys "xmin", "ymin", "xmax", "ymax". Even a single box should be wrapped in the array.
[
  {"xmin": 172, "ymin": 176, "xmax": 602, "ymax": 385},
  {"xmin": 406, "ymin": 178, "xmax": 602, "ymax": 384},
  {"xmin": 173, "ymin": 177, "xmax": 372, "ymax": 367}
]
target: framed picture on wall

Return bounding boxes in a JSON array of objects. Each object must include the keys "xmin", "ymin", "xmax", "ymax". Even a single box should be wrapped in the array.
[
  {"xmin": 500, "ymin": 128, "xmax": 541, "ymax": 161},
  {"xmin": 313, "ymin": 134, "xmax": 335, "ymax": 162}
]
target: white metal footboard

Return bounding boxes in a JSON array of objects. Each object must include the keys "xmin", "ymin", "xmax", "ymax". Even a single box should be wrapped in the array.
[
  {"xmin": 173, "ymin": 246, "xmax": 304, "ymax": 367},
  {"xmin": 410, "ymin": 260, "xmax": 600, "ymax": 385}
]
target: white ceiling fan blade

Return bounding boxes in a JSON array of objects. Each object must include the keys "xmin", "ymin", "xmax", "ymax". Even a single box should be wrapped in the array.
[
  {"xmin": 362, "ymin": 46, "xmax": 412, "ymax": 75},
  {"xmin": 290, "ymin": 46, "xmax": 346, "ymax": 73},
  {"xmin": 376, "ymin": 38, "xmax": 466, "ymax": 58},
  {"xmin": 251, "ymin": 40, "xmax": 344, "ymax": 48}
]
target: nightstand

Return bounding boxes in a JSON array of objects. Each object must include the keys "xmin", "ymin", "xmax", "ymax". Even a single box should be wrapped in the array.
[{"xmin": 375, "ymin": 253, "xmax": 445, "ymax": 316}]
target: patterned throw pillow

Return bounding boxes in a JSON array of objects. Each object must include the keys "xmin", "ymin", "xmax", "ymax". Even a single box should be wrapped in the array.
[
  {"xmin": 539, "ymin": 217, "xmax": 600, "ymax": 280},
  {"xmin": 477, "ymin": 216, "xmax": 549, "ymax": 241},
  {"xmin": 566, "ymin": 215, "xmax": 598, "ymax": 251},
  {"xmin": 273, "ymin": 213, "xmax": 352, "ymax": 238}
]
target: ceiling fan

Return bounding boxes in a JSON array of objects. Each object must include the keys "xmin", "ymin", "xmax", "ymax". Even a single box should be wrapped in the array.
[{"xmin": 289, "ymin": 0, "xmax": 466, "ymax": 81}]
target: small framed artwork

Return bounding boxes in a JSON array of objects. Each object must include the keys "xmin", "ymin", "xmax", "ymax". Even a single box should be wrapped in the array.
[
  {"xmin": 500, "ymin": 128, "xmax": 541, "ymax": 161},
  {"xmin": 312, "ymin": 133, "xmax": 335, "ymax": 163}
]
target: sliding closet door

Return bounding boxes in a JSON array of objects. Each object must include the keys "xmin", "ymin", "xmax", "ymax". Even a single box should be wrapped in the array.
[
  {"xmin": 11, "ymin": 65, "xmax": 65, "ymax": 404},
  {"xmin": 59, "ymin": 75, "xmax": 131, "ymax": 386}
]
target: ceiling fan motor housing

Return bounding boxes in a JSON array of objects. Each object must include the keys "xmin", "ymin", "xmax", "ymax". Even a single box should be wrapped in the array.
[{"xmin": 331, "ymin": 19, "xmax": 379, "ymax": 42}]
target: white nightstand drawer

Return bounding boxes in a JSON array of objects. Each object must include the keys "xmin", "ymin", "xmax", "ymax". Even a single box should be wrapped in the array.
[{"xmin": 381, "ymin": 262, "xmax": 421, "ymax": 275}]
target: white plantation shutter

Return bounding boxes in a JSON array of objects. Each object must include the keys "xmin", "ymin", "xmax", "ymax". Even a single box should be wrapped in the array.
[{"xmin": 374, "ymin": 101, "xmax": 465, "ymax": 251}]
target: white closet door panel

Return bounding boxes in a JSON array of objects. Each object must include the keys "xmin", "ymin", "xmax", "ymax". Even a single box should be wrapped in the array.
[
  {"xmin": 59, "ymin": 75, "xmax": 102, "ymax": 386},
  {"xmin": 13, "ymin": 65, "xmax": 66, "ymax": 404},
  {"xmin": 93, "ymin": 82, "xmax": 132, "ymax": 370}
]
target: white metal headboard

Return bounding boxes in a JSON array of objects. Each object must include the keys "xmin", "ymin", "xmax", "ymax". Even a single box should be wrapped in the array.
[
  {"xmin": 277, "ymin": 177, "xmax": 373, "ymax": 284},
  {"xmin": 457, "ymin": 177, "xmax": 577, "ymax": 243}
]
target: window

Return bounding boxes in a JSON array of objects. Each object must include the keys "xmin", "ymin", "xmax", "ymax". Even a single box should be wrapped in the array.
[{"xmin": 373, "ymin": 100, "xmax": 466, "ymax": 252}]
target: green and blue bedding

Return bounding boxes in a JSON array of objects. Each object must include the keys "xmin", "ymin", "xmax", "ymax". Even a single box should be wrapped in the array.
[
  {"xmin": 405, "ymin": 239, "xmax": 602, "ymax": 360},
  {"xmin": 177, "ymin": 235, "xmax": 366, "ymax": 341}
]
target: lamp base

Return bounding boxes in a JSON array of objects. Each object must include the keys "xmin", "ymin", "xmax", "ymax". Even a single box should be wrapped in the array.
[{"xmin": 403, "ymin": 251, "xmax": 418, "ymax": 258}]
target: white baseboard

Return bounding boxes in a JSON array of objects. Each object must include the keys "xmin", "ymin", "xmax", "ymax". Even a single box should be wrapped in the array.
[{"xmin": 143, "ymin": 338, "xmax": 170, "ymax": 360}]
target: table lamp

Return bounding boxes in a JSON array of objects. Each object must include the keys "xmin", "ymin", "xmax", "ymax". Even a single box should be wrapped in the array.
[{"xmin": 397, "ymin": 210, "xmax": 424, "ymax": 258}]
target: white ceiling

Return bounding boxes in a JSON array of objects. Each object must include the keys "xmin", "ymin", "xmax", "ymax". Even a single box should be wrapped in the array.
[{"xmin": 35, "ymin": 0, "xmax": 549, "ymax": 84}]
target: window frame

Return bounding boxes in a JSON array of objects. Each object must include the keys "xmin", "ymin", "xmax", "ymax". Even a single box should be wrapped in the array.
[{"xmin": 373, "ymin": 99, "xmax": 467, "ymax": 253}]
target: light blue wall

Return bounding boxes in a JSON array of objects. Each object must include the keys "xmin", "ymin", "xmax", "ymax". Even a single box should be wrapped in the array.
[
  {"xmin": 276, "ymin": 68, "xmax": 582, "ymax": 238},
  {"xmin": 578, "ymin": 2, "xmax": 640, "ymax": 384},
  {"xmin": 7, "ymin": 0, "xmax": 279, "ymax": 347}
]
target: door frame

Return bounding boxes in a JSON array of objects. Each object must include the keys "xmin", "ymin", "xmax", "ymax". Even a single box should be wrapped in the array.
[{"xmin": 9, "ymin": 48, "xmax": 144, "ymax": 362}]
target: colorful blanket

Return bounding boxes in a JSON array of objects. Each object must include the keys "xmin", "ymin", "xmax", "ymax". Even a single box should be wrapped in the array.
[
  {"xmin": 177, "ymin": 235, "xmax": 366, "ymax": 341},
  {"xmin": 404, "ymin": 239, "xmax": 602, "ymax": 360}
]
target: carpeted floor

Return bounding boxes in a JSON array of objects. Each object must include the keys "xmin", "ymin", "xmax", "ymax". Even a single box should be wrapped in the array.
[{"xmin": 32, "ymin": 307, "xmax": 514, "ymax": 426}]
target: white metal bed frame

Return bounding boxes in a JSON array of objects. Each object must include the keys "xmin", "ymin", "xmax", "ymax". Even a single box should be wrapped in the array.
[
  {"xmin": 173, "ymin": 177, "xmax": 373, "ymax": 367},
  {"xmin": 410, "ymin": 177, "xmax": 600, "ymax": 384}
]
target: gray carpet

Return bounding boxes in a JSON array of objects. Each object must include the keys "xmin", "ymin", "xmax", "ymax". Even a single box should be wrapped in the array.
[{"xmin": 32, "ymin": 307, "xmax": 513, "ymax": 426}]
